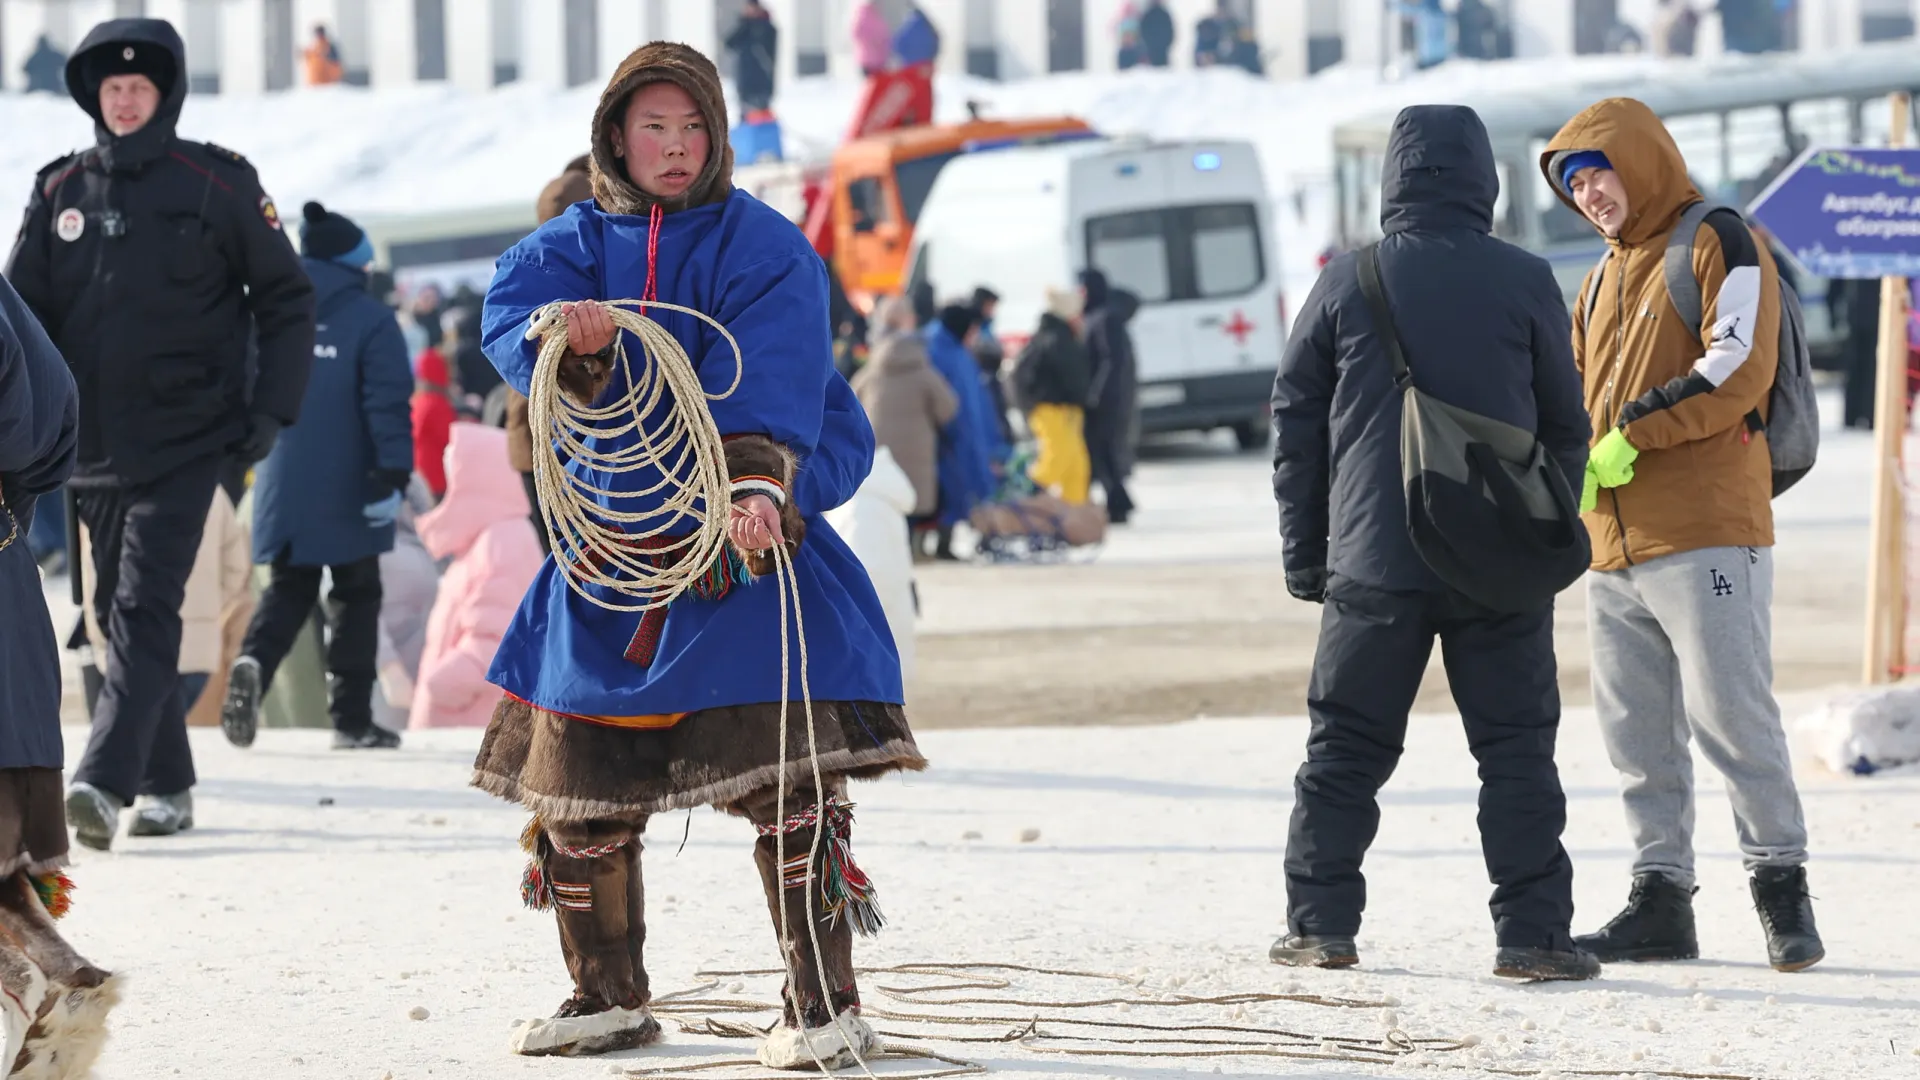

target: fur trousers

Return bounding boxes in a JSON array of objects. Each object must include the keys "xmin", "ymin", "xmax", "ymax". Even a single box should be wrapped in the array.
[{"xmin": 535, "ymin": 776, "xmax": 863, "ymax": 1029}]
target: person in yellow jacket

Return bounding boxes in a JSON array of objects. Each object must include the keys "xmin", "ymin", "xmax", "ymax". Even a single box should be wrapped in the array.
[
  {"xmin": 1014, "ymin": 287, "xmax": 1093, "ymax": 505},
  {"xmin": 1544, "ymin": 97, "xmax": 1821, "ymax": 974}
]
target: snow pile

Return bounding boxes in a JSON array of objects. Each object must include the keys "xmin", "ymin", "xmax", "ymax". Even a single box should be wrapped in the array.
[
  {"xmin": 0, "ymin": 53, "xmax": 1667, "ymax": 295},
  {"xmin": 1799, "ymin": 685, "xmax": 1920, "ymax": 775}
]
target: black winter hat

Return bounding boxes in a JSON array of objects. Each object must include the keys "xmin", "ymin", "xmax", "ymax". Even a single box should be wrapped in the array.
[
  {"xmin": 936, "ymin": 303, "xmax": 981, "ymax": 341},
  {"xmin": 299, "ymin": 201, "xmax": 369, "ymax": 263},
  {"xmin": 77, "ymin": 38, "xmax": 177, "ymax": 100}
]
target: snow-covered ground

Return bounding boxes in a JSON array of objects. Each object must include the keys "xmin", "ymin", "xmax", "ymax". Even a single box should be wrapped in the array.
[{"xmin": 63, "ymin": 715, "xmax": 1920, "ymax": 1080}]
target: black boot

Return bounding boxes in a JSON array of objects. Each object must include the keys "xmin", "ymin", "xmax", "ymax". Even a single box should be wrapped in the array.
[
  {"xmin": 1574, "ymin": 872, "xmax": 1699, "ymax": 963},
  {"xmin": 1750, "ymin": 866, "xmax": 1824, "ymax": 972},
  {"xmin": 1268, "ymin": 935, "xmax": 1358, "ymax": 969},
  {"xmin": 1494, "ymin": 947, "xmax": 1600, "ymax": 982}
]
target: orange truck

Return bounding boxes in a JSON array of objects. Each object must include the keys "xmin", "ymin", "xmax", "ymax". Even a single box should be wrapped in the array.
[{"xmin": 801, "ymin": 66, "xmax": 1093, "ymax": 310}]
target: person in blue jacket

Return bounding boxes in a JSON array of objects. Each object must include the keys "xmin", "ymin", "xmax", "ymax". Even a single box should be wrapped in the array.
[
  {"xmin": 472, "ymin": 43, "xmax": 922, "ymax": 1065},
  {"xmin": 891, "ymin": 4, "xmax": 941, "ymax": 67},
  {"xmin": 0, "ymin": 272, "xmax": 78, "ymax": 887},
  {"xmin": 222, "ymin": 202, "xmax": 415, "ymax": 762},
  {"xmin": 0, "ymin": 273, "xmax": 119, "ymax": 1054},
  {"xmin": 922, "ymin": 302, "xmax": 999, "ymax": 556}
]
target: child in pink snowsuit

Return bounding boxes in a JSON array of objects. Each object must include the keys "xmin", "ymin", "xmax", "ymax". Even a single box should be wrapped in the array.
[{"xmin": 410, "ymin": 424, "xmax": 543, "ymax": 728}]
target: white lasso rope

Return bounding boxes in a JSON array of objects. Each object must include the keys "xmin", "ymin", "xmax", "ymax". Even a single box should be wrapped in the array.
[
  {"xmin": 524, "ymin": 300, "xmax": 877, "ymax": 1079},
  {"xmin": 523, "ymin": 298, "xmax": 743, "ymax": 613}
]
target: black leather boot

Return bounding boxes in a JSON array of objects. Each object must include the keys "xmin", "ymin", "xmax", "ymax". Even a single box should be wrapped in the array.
[
  {"xmin": 1268, "ymin": 935, "xmax": 1359, "ymax": 969},
  {"xmin": 1750, "ymin": 866, "xmax": 1824, "ymax": 972},
  {"xmin": 1574, "ymin": 872, "xmax": 1699, "ymax": 963}
]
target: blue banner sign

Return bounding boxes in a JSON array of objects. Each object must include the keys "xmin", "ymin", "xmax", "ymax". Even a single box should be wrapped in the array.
[{"xmin": 1748, "ymin": 147, "xmax": 1920, "ymax": 279}]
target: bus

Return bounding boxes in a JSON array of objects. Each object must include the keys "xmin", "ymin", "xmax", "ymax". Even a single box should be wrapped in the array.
[{"xmin": 1329, "ymin": 43, "xmax": 1920, "ymax": 364}]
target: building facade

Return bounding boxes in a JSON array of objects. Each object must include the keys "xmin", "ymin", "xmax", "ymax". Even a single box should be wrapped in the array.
[{"xmin": 3, "ymin": 0, "xmax": 1915, "ymax": 96}]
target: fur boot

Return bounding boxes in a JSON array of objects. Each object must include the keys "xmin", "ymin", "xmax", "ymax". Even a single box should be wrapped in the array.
[
  {"xmin": 0, "ymin": 873, "xmax": 116, "ymax": 1079},
  {"xmin": 512, "ymin": 816, "xmax": 659, "ymax": 1057},
  {"xmin": 757, "ymin": 1010, "xmax": 878, "ymax": 1071},
  {"xmin": 508, "ymin": 1000, "xmax": 661, "ymax": 1058}
]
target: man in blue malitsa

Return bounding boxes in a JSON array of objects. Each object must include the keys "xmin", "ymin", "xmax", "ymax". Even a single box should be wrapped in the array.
[{"xmin": 473, "ymin": 42, "xmax": 921, "ymax": 1065}]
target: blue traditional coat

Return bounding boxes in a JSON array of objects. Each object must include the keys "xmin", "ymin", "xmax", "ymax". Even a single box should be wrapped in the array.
[{"xmin": 479, "ymin": 190, "xmax": 903, "ymax": 718}]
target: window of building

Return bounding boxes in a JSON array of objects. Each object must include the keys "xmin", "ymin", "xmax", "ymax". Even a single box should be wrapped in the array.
[
  {"xmin": 337, "ymin": 0, "xmax": 371, "ymax": 85},
  {"xmin": 264, "ymin": 0, "xmax": 295, "ymax": 91},
  {"xmin": 564, "ymin": 0, "xmax": 597, "ymax": 86},
  {"xmin": 1047, "ymin": 0, "xmax": 1085, "ymax": 73},
  {"xmin": 185, "ymin": 0, "xmax": 222, "ymax": 94},
  {"xmin": 492, "ymin": 0, "xmax": 521, "ymax": 84},
  {"xmin": 416, "ymin": 0, "xmax": 448, "ymax": 81},
  {"xmin": 965, "ymin": 0, "xmax": 999, "ymax": 79},
  {"xmin": 796, "ymin": 0, "xmax": 829, "ymax": 77}
]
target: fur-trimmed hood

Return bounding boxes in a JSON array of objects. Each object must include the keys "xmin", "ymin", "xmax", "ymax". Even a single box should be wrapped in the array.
[{"xmin": 590, "ymin": 43, "xmax": 734, "ymax": 216}]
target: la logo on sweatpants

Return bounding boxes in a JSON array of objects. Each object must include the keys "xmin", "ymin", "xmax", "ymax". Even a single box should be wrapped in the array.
[{"xmin": 1710, "ymin": 568, "xmax": 1735, "ymax": 597}]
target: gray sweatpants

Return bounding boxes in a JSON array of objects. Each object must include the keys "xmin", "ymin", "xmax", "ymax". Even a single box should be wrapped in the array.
[{"xmin": 1589, "ymin": 545, "xmax": 1808, "ymax": 888}]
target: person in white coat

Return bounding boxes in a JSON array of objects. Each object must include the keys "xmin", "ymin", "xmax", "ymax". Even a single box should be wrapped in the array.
[{"xmin": 824, "ymin": 446, "xmax": 919, "ymax": 682}]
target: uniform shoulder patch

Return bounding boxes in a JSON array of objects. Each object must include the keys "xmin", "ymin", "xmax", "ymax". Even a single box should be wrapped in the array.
[
  {"xmin": 36, "ymin": 153, "xmax": 83, "ymax": 199},
  {"xmin": 202, "ymin": 142, "xmax": 252, "ymax": 168}
]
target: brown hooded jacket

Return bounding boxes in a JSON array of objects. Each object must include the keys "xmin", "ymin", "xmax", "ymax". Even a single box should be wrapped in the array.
[
  {"xmin": 590, "ymin": 43, "xmax": 736, "ymax": 216},
  {"xmin": 1542, "ymin": 97, "xmax": 1780, "ymax": 571}
]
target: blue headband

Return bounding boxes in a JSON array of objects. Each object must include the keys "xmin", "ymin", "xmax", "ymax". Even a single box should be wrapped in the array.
[{"xmin": 1559, "ymin": 150, "xmax": 1613, "ymax": 193}]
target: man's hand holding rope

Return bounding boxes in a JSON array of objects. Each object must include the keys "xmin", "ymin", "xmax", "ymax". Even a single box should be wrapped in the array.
[
  {"xmin": 731, "ymin": 495, "xmax": 785, "ymax": 554},
  {"xmin": 559, "ymin": 301, "xmax": 618, "ymax": 401}
]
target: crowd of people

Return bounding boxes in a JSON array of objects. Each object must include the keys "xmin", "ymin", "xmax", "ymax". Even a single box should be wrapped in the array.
[
  {"xmin": 835, "ymin": 269, "xmax": 1141, "ymax": 564},
  {"xmin": 1115, "ymin": 1, "xmax": 1267, "ymax": 73},
  {"xmin": 0, "ymin": 4, "xmax": 1850, "ymax": 1072}
]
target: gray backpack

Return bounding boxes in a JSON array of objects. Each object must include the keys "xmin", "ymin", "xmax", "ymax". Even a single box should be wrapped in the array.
[{"xmin": 1582, "ymin": 201, "xmax": 1819, "ymax": 496}]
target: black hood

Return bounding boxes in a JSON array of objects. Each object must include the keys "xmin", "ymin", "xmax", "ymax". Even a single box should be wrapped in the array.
[
  {"xmin": 1379, "ymin": 105, "xmax": 1498, "ymax": 236},
  {"xmin": 66, "ymin": 19, "xmax": 188, "ymax": 172},
  {"xmin": 1078, "ymin": 268, "xmax": 1111, "ymax": 312},
  {"xmin": 1108, "ymin": 288, "xmax": 1141, "ymax": 326}
]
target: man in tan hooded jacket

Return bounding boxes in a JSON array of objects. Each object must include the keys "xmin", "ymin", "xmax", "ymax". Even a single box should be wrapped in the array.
[{"xmin": 1544, "ymin": 97, "xmax": 1821, "ymax": 973}]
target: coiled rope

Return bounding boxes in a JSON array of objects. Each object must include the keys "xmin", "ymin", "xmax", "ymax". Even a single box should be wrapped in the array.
[
  {"xmin": 522, "ymin": 298, "xmax": 742, "ymax": 613},
  {"xmin": 524, "ymin": 297, "xmax": 877, "ymax": 1080}
]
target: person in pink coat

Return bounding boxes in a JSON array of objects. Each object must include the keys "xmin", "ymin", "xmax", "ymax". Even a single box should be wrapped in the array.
[
  {"xmin": 409, "ymin": 424, "xmax": 544, "ymax": 728},
  {"xmin": 851, "ymin": 1, "xmax": 891, "ymax": 75}
]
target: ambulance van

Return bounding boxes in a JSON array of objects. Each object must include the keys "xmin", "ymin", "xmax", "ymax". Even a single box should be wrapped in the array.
[{"xmin": 904, "ymin": 137, "xmax": 1284, "ymax": 448}]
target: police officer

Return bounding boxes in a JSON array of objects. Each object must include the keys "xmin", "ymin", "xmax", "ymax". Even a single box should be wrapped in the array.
[{"xmin": 4, "ymin": 17, "xmax": 315, "ymax": 851}]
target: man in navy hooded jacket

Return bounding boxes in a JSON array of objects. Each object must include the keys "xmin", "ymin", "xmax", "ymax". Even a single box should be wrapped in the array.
[
  {"xmin": 1269, "ymin": 105, "xmax": 1594, "ymax": 981},
  {"xmin": 223, "ymin": 202, "xmax": 413, "ymax": 759}
]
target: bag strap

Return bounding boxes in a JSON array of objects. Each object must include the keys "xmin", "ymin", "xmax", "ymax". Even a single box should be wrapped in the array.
[
  {"xmin": 1581, "ymin": 248, "xmax": 1611, "ymax": 326},
  {"xmin": 1354, "ymin": 244, "xmax": 1411, "ymax": 388},
  {"xmin": 1663, "ymin": 200, "xmax": 1724, "ymax": 339}
]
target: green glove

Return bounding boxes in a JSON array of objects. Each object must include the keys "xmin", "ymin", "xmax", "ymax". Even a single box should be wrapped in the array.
[
  {"xmin": 1580, "ymin": 463, "xmax": 1599, "ymax": 513},
  {"xmin": 1591, "ymin": 428, "xmax": 1638, "ymax": 489}
]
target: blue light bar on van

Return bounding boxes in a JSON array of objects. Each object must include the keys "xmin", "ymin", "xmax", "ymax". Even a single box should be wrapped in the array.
[
  {"xmin": 1193, "ymin": 151, "xmax": 1222, "ymax": 172},
  {"xmin": 1117, "ymin": 163, "xmax": 1140, "ymax": 177}
]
